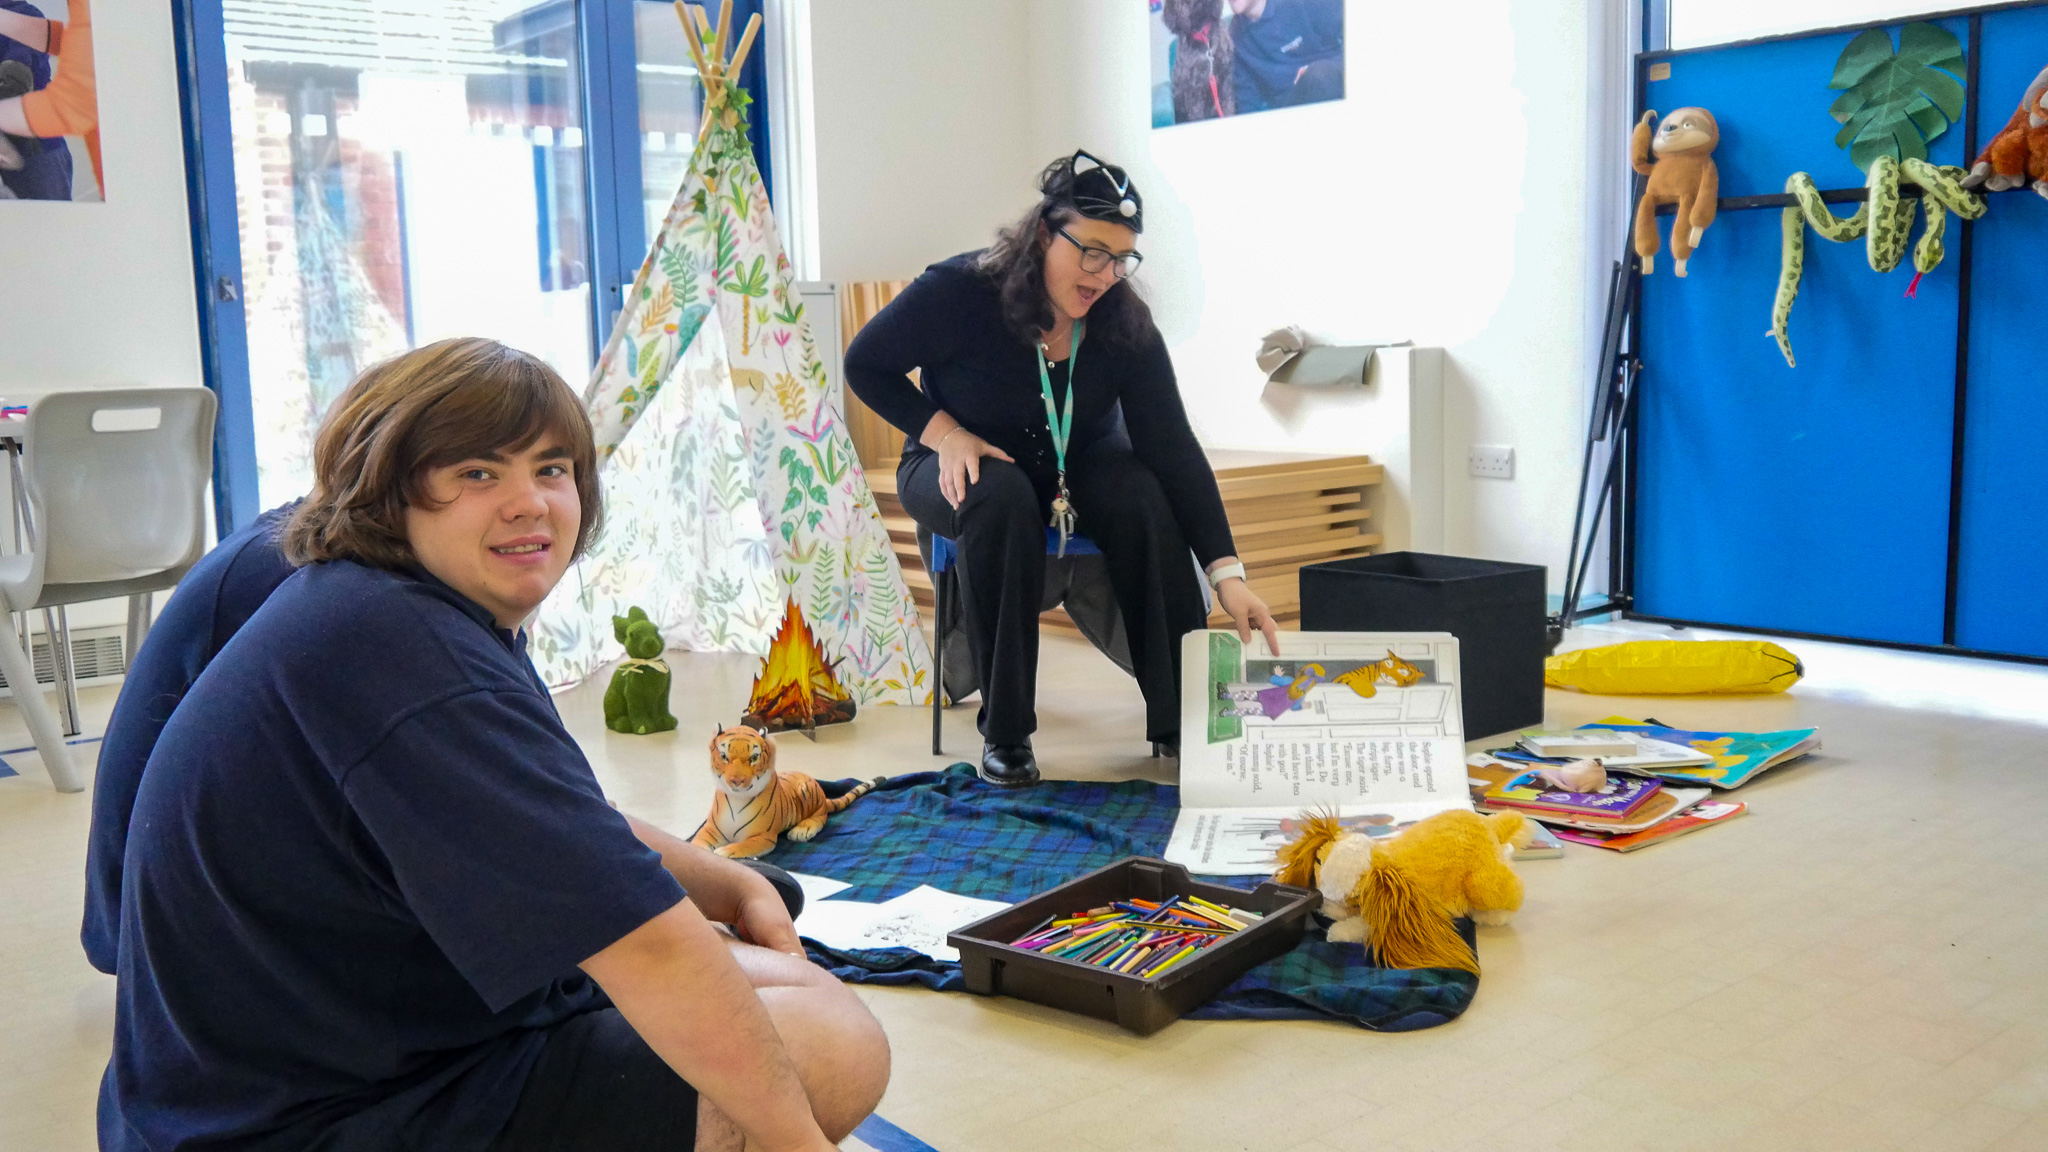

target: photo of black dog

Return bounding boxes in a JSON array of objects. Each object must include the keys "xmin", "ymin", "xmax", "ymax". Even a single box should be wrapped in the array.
[{"xmin": 1159, "ymin": 0, "xmax": 1234, "ymax": 123}]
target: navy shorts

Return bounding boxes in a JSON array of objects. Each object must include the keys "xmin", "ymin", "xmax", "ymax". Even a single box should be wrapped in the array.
[{"xmin": 490, "ymin": 1008, "xmax": 698, "ymax": 1152}]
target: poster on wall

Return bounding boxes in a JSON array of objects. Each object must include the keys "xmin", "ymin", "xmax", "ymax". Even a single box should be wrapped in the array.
[
  {"xmin": 1150, "ymin": 0, "xmax": 1344, "ymax": 128},
  {"xmin": 0, "ymin": 0, "xmax": 101, "ymax": 202}
]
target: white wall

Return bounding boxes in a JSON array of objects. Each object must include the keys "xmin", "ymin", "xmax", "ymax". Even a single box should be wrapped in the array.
[
  {"xmin": 807, "ymin": 0, "xmax": 1043, "ymax": 283},
  {"xmin": 802, "ymin": 0, "xmax": 1621, "ymax": 589},
  {"xmin": 0, "ymin": 0, "xmax": 202, "ymax": 632},
  {"xmin": 1021, "ymin": 0, "xmax": 1607, "ymax": 589}
]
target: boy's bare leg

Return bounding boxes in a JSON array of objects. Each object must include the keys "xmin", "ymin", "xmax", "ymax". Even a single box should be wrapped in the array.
[{"xmin": 695, "ymin": 941, "xmax": 890, "ymax": 1151}]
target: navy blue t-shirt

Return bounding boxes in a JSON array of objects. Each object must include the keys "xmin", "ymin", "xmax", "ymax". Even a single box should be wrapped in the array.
[
  {"xmin": 1231, "ymin": 0, "xmax": 1344, "ymax": 113},
  {"xmin": 101, "ymin": 560, "xmax": 685, "ymax": 1152},
  {"xmin": 82, "ymin": 502, "xmax": 301, "ymax": 975}
]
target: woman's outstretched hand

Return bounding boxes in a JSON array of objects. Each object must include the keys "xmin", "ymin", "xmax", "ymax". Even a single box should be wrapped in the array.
[
  {"xmin": 922, "ymin": 413, "xmax": 1014, "ymax": 509},
  {"xmin": 1215, "ymin": 576, "xmax": 1281, "ymax": 656}
]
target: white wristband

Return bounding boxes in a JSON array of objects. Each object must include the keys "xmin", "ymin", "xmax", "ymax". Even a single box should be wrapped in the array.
[{"xmin": 1207, "ymin": 562, "xmax": 1247, "ymax": 588}]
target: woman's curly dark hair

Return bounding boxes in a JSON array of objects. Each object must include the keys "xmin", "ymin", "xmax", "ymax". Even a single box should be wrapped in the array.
[{"xmin": 977, "ymin": 154, "xmax": 1154, "ymax": 350}]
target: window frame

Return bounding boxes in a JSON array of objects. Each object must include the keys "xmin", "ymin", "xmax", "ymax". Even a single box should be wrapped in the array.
[
  {"xmin": 1659, "ymin": 0, "xmax": 2012, "ymax": 50},
  {"xmin": 170, "ymin": 0, "xmax": 773, "ymax": 535}
]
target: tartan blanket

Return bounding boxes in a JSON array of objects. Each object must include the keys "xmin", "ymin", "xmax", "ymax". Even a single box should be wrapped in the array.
[{"xmin": 764, "ymin": 766, "xmax": 1478, "ymax": 1032}]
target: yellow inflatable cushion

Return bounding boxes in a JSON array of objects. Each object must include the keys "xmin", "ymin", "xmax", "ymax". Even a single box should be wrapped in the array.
[{"xmin": 1544, "ymin": 639, "xmax": 1803, "ymax": 696}]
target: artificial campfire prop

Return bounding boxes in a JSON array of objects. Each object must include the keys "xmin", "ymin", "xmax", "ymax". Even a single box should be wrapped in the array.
[{"xmin": 743, "ymin": 597, "xmax": 857, "ymax": 734}]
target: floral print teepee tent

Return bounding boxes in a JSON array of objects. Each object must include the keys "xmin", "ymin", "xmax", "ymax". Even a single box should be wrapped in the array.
[{"xmin": 528, "ymin": 2, "xmax": 930, "ymax": 707}]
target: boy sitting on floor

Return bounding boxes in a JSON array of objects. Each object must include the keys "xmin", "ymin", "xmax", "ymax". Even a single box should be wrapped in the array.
[{"xmin": 99, "ymin": 338, "xmax": 885, "ymax": 1152}]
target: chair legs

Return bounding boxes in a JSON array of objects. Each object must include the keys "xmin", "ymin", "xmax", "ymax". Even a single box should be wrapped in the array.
[
  {"xmin": 931, "ymin": 567, "xmax": 946, "ymax": 756},
  {"xmin": 0, "ymin": 610, "xmax": 79, "ymax": 792},
  {"xmin": 46, "ymin": 606, "xmax": 80, "ymax": 738},
  {"xmin": 126, "ymin": 592, "xmax": 153, "ymax": 664}
]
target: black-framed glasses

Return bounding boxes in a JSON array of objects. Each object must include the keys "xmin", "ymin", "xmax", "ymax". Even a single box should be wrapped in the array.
[{"xmin": 1056, "ymin": 227, "xmax": 1143, "ymax": 279}]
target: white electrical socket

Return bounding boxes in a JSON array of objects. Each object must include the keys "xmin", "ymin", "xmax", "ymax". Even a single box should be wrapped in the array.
[{"xmin": 1469, "ymin": 445, "xmax": 1515, "ymax": 479}]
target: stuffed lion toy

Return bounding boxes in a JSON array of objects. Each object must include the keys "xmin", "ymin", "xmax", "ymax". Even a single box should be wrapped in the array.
[{"xmin": 1275, "ymin": 809, "xmax": 1531, "ymax": 973}]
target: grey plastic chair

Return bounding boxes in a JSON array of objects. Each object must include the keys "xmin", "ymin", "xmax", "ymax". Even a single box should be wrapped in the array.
[{"xmin": 0, "ymin": 388, "xmax": 217, "ymax": 792}]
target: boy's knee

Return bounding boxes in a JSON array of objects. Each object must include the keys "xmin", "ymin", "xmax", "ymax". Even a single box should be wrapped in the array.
[{"xmin": 774, "ymin": 982, "xmax": 889, "ymax": 1141}]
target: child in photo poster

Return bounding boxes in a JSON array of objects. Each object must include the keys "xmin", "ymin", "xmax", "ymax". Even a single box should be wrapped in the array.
[
  {"xmin": 0, "ymin": 0, "xmax": 94, "ymax": 201},
  {"xmin": 1228, "ymin": 0, "xmax": 1344, "ymax": 114}
]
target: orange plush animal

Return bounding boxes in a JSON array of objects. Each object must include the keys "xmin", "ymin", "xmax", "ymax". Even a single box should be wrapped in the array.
[
  {"xmin": 1632, "ymin": 107, "xmax": 1722, "ymax": 277},
  {"xmin": 1963, "ymin": 64, "xmax": 2048, "ymax": 200},
  {"xmin": 1275, "ymin": 808, "xmax": 1531, "ymax": 973},
  {"xmin": 690, "ymin": 724, "xmax": 882, "ymax": 858}
]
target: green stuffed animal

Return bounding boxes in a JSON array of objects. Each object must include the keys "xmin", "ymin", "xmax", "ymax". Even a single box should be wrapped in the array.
[{"xmin": 603, "ymin": 607, "xmax": 678, "ymax": 735}]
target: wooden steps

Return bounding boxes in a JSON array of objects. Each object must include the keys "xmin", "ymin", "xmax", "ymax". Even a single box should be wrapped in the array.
[{"xmin": 866, "ymin": 449, "xmax": 1381, "ymax": 635}]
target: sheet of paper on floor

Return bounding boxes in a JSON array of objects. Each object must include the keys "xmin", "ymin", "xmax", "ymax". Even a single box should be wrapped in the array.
[
  {"xmin": 785, "ymin": 871, "xmax": 852, "ymax": 902},
  {"xmin": 852, "ymin": 886, "xmax": 1010, "ymax": 962},
  {"xmin": 793, "ymin": 899, "xmax": 885, "ymax": 953},
  {"xmin": 793, "ymin": 885, "xmax": 1010, "ymax": 962}
]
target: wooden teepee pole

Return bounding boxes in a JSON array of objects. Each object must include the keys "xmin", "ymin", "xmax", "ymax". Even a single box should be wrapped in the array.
[
  {"xmin": 676, "ymin": 2, "xmax": 763, "ymax": 145},
  {"xmin": 676, "ymin": 2, "xmax": 718, "ymax": 102},
  {"xmin": 712, "ymin": 0, "xmax": 733, "ymax": 65},
  {"xmin": 728, "ymin": 15, "xmax": 761, "ymax": 79}
]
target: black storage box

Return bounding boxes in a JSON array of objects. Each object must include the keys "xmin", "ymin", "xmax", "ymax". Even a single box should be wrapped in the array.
[
  {"xmin": 1299, "ymin": 552, "xmax": 1547, "ymax": 740},
  {"xmin": 948, "ymin": 858, "xmax": 1319, "ymax": 1035}
]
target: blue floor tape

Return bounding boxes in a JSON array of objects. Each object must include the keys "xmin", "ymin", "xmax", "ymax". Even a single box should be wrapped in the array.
[
  {"xmin": 0, "ymin": 735, "xmax": 103, "ymax": 779},
  {"xmin": 849, "ymin": 1114, "xmax": 940, "ymax": 1152}
]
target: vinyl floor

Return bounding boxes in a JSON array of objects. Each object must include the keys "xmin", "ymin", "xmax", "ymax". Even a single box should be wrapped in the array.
[{"xmin": 5, "ymin": 621, "xmax": 2048, "ymax": 1151}]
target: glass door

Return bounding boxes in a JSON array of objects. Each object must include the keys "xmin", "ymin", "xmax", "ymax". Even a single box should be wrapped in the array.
[
  {"xmin": 631, "ymin": 0, "xmax": 705, "ymax": 254},
  {"xmin": 178, "ymin": 0, "xmax": 764, "ymax": 529},
  {"xmin": 220, "ymin": 0, "xmax": 599, "ymax": 509}
]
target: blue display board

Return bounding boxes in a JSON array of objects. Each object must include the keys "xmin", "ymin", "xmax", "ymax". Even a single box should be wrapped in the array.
[
  {"xmin": 1630, "ymin": 4, "xmax": 2048, "ymax": 659},
  {"xmin": 1954, "ymin": 5, "xmax": 2048, "ymax": 657}
]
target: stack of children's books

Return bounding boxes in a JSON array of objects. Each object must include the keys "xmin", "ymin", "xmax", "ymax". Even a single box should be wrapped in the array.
[{"xmin": 1467, "ymin": 717, "xmax": 1819, "ymax": 853}]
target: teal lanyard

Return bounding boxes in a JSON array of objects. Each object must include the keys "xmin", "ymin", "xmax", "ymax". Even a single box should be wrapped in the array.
[
  {"xmin": 1035, "ymin": 319, "xmax": 1083, "ymax": 556},
  {"xmin": 1035, "ymin": 319, "xmax": 1082, "ymax": 475}
]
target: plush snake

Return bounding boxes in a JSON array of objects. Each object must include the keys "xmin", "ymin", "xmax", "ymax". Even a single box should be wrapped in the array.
[{"xmin": 1769, "ymin": 156, "xmax": 1986, "ymax": 367}]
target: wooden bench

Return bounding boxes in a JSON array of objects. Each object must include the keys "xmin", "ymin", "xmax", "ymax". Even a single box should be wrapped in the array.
[{"xmin": 864, "ymin": 449, "xmax": 1381, "ymax": 633}]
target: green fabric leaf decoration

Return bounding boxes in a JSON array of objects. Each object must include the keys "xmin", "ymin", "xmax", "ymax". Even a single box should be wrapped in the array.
[{"xmin": 1827, "ymin": 22, "xmax": 1965, "ymax": 172}]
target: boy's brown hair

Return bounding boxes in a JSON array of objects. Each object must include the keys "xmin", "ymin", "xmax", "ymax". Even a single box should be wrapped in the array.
[{"xmin": 282, "ymin": 338, "xmax": 601, "ymax": 570}]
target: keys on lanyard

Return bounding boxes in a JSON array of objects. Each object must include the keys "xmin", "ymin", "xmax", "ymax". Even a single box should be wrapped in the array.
[{"xmin": 1036, "ymin": 319, "xmax": 1084, "ymax": 557}]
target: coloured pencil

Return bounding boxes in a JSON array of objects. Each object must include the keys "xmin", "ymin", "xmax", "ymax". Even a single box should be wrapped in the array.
[{"xmin": 1005, "ymin": 892, "xmax": 1267, "ymax": 979}]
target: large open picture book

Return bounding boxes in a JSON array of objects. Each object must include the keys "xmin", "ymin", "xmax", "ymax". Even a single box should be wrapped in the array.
[{"xmin": 1164, "ymin": 630, "xmax": 1475, "ymax": 875}]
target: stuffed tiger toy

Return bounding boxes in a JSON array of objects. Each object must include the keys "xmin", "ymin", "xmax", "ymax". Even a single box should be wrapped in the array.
[{"xmin": 690, "ymin": 724, "xmax": 883, "ymax": 859}]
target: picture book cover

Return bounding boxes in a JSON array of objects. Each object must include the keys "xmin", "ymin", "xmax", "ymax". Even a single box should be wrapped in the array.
[
  {"xmin": 1166, "ymin": 630, "xmax": 1473, "ymax": 875},
  {"xmin": 1518, "ymin": 730, "xmax": 1639, "ymax": 758},
  {"xmin": 1467, "ymin": 757, "xmax": 1708, "ymax": 833},
  {"xmin": 1490, "ymin": 736, "xmax": 1715, "ymax": 771},
  {"xmin": 1485, "ymin": 771, "xmax": 1663, "ymax": 818},
  {"xmin": 1580, "ymin": 718, "xmax": 1820, "ymax": 789},
  {"xmin": 1553, "ymin": 800, "xmax": 1747, "ymax": 852},
  {"xmin": 1515, "ymin": 820, "xmax": 1567, "ymax": 860}
]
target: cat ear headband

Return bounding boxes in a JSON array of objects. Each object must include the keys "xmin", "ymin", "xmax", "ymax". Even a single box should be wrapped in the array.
[{"xmin": 1056, "ymin": 149, "xmax": 1143, "ymax": 232}]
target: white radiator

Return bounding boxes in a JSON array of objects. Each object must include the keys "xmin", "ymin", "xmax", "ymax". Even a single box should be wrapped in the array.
[{"xmin": 0, "ymin": 625, "xmax": 128, "ymax": 695}]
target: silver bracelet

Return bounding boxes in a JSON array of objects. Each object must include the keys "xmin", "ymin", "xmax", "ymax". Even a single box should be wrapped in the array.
[{"xmin": 935, "ymin": 427, "xmax": 966, "ymax": 452}]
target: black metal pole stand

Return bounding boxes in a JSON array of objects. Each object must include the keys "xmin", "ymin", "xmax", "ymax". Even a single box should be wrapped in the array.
[{"xmin": 1549, "ymin": 234, "xmax": 1644, "ymax": 651}]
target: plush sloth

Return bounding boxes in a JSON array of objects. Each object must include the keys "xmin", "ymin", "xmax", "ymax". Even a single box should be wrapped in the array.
[
  {"xmin": 1632, "ymin": 107, "xmax": 1722, "ymax": 277},
  {"xmin": 1963, "ymin": 64, "xmax": 2048, "ymax": 200}
]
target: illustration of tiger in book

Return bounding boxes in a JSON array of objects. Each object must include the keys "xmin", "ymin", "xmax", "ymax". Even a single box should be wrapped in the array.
[
  {"xmin": 690, "ymin": 724, "xmax": 884, "ymax": 859},
  {"xmin": 1330, "ymin": 651, "xmax": 1425, "ymax": 698}
]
